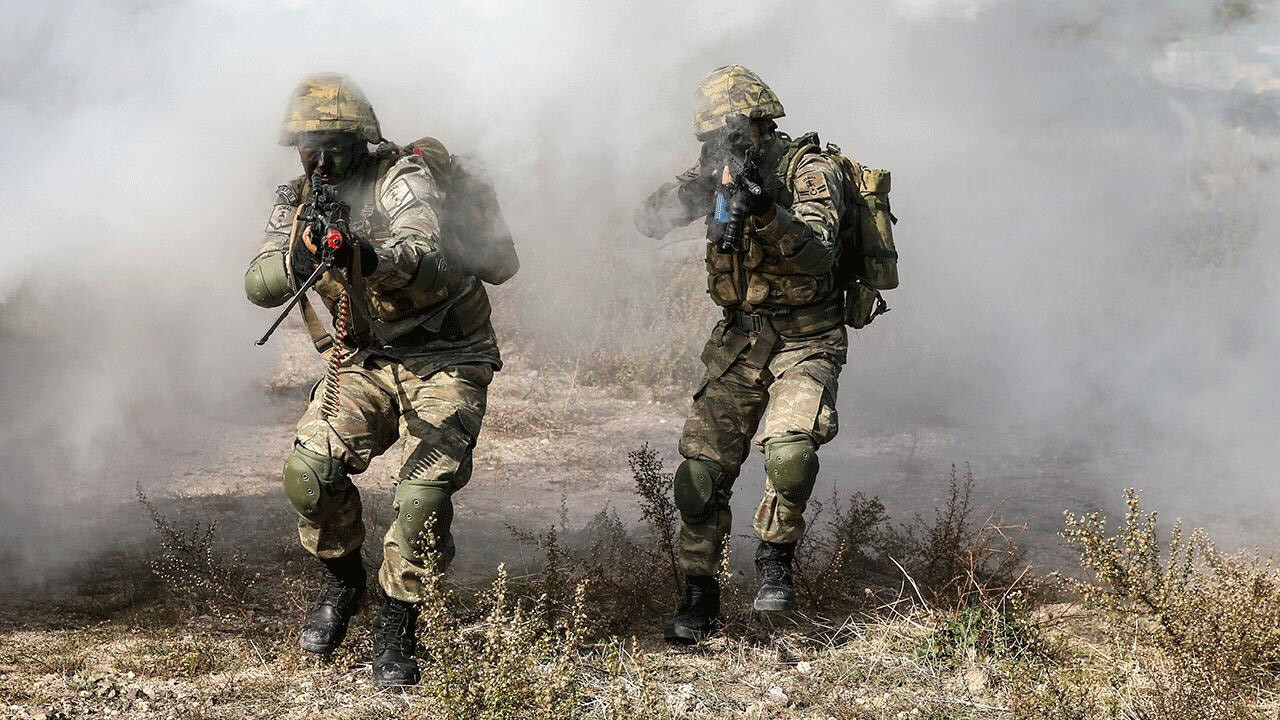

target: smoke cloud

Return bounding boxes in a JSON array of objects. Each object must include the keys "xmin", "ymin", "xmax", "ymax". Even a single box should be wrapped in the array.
[{"xmin": 2, "ymin": 0, "xmax": 1277, "ymax": 583}]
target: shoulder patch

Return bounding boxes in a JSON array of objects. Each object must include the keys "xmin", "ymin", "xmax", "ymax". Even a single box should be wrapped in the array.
[
  {"xmin": 794, "ymin": 169, "xmax": 832, "ymax": 202},
  {"xmin": 275, "ymin": 183, "xmax": 300, "ymax": 205},
  {"xmin": 265, "ymin": 204, "xmax": 294, "ymax": 233},
  {"xmin": 378, "ymin": 157, "xmax": 443, "ymax": 219},
  {"xmin": 380, "ymin": 176, "xmax": 418, "ymax": 218}
]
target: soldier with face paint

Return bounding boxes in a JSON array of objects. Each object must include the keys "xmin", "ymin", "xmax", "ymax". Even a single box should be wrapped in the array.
[
  {"xmin": 244, "ymin": 73, "xmax": 518, "ymax": 685},
  {"xmin": 635, "ymin": 65, "xmax": 857, "ymax": 643}
]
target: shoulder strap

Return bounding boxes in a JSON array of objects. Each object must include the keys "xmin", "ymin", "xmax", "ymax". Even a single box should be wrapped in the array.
[
  {"xmin": 779, "ymin": 132, "xmax": 823, "ymax": 190},
  {"xmin": 284, "ymin": 201, "xmax": 336, "ymax": 354}
]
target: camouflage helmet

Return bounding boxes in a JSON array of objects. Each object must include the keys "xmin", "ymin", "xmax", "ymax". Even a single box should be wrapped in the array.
[
  {"xmin": 692, "ymin": 65, "xmax": 785, "ymax": 140},
  {"xmin": 278, "ymin": 73, "xmax": 382, "ymax": 146}
]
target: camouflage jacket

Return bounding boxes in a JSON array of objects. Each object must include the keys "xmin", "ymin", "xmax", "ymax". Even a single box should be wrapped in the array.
[
  {"xmin": 635, "ymin": 133, "xmax": 848, "ymax": 317},
  {"xmin": 252, "ymin": 145, "xmax": 501, "ymax": 374}
]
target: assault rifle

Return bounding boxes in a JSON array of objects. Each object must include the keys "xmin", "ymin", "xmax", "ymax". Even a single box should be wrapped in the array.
[
  {"xmin": 254, "ymin": 172, "xmax": 353, "ymax": 346},
  {"xmin": 710, "ymin": 150, "xmax": 765, "ymax": 254}
]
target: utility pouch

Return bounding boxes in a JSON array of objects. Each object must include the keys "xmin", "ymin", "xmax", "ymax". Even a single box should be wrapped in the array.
[
  {"xmin": 854, "ymin": 166, "xmax": 898, "ymax": 290},
  {"xmin": 822, "ymin": 144, "xmax": 899, "ymax": 328},
  {"xmin": 844, "ymin": 279, "xmax": 890, "ymax": 330}
]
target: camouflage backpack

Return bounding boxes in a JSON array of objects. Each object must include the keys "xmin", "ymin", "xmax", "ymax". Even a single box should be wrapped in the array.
[
  {"xmin": 780, "ymin": 138, "xmax": 898, "ymax": 329},
  {"xmin": 386, "ymin": 136, "xmax": 519, "ymax": 286}
]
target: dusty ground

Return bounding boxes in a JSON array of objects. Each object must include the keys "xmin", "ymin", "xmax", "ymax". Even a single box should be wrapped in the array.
[{"xmin": 2, "ymin": 318, "xmax": 1277, "ymax": 719}]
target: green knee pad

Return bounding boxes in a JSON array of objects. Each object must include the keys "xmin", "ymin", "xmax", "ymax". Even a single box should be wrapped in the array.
[
  {"xmin": 674, "ymin": 458, "xmax": 725, "ymax": 522},
  {"xmin": 393, "ymin": 480, "xmax": 454, "ymax": 564},
  {"xmin": 764, "ymin": 434, "xmax": 819, "ymax": 507},
  {"xmin": 283, "ymin": 445, "xmax": 348, "ymax": 522}
]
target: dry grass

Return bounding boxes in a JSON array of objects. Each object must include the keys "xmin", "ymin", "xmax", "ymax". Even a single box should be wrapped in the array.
[{"xmin": 5, "ymin": 454, "xmax": 1280, "ymax": 718}]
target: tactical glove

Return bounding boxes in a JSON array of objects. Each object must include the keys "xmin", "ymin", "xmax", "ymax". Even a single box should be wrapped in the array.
[
  {"xmin": 327, "ymin": 233, "xmax": 379, "ymax": 275},
  {"xmin": 728, "ymin": 185, "xmax": 773, "ymax": 218}
]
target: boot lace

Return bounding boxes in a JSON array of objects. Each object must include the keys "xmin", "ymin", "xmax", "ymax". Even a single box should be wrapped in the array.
[
  {"xmin": 759, "ymin": 558, "xmax": 791, "ymax": 585},
  {"xmin": 374, "ymin": 602, "xmax": 416, "ymax": 654},
  {"xmin": 317, "ymin": 568, "xmax": 360, "ymax": 609}
]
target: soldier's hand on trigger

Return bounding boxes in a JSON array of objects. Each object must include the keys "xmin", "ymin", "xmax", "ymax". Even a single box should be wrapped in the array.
[
  {"xmin": 302, "ymin": 224, "xmax": 378, "ymax": 275},
  {"xmin": 723, "ymin": 165, "xmax": 775, "ymax": 221}
]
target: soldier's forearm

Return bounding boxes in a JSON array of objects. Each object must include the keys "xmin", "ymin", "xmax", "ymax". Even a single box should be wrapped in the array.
[{"xmin": 751, "ymin": 207, "xmax": 837, "ymax": 274}]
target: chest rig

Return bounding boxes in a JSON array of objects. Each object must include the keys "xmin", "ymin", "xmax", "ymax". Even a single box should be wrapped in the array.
[
  {"xmin": 297, "ymin": 147, "xmax": 490, "ymax": 350},
  {"xmin": 702, "ymin": 132, "xmax": 839, "ymax": 319}
]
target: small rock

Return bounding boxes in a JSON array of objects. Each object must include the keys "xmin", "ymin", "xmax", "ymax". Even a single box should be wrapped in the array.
[
  {"xmin": 767, "ymin": 685, "xmax": 789, "ymax": 707},
  {"xmin": 794, "ymin": 661, "xmax": 812, "ymax": 674}
]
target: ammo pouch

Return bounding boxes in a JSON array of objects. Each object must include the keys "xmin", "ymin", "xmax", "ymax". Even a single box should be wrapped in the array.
[{"xmin": 372, "ymin": 278, "xmax": 492, "ymax": 346}]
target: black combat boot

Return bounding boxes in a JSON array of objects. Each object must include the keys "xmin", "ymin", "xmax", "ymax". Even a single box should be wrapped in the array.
[
  {"xmin": 663, "ymin": 575, "xmax": 721, "ymax": 644},
  {"xmin": 753, "ymin": 540, "xmax": 798, "ymax": 611},
  {"xmin": 372, "ymin": 597, "xmax": 421, "ymax": 686},
  {"xmin": 299, "ymin": 552, "xmax": 367, "ymax": 653}
]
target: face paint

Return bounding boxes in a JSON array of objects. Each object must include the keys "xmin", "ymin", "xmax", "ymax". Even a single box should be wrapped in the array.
[{"xmin": 297, "ymin": 133, "xmax": 360, "ymax": 182}]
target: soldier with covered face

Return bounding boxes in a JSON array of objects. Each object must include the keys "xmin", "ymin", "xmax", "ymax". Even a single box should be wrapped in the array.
[
  {"xmin": 636, "ymin": 65, "xmax": 871, "ymax": 643},
  {"xmin": 245, "ymin": 73, "xmax": 517, "ymax": 684}
]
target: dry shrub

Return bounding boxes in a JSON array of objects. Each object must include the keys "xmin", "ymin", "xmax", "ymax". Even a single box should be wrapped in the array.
[
  {"xmin": 1062, "ymin": 488, "xmax": 1280, "ymax": 710},
  {"xmin": 413, "ymin": 564, "xmax": 665, "ymax": 720},
  {"xmin": 1129, "ymin": 656, "xmax": 1263, "ymax": 720},
  {"xmin": 508, "ymin": 444, "xmax": 682, "ymax": 633},
  {"xmin": 903, "ymin": 465, "xmax": 1033, "ymax": 609},
  {"xmin": 793, "ymin": 490, "xmax": 902, "ymax": 608},
  {"xmin": 135, "ymin": 483, "xmax": 257, "ymax": 620},
  {"xmin": 795, "ymin": 465, "xmax": 1034, "ymax": 616}
]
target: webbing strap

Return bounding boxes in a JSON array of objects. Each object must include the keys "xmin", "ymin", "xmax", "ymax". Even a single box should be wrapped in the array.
[{"xmin": 287, "ymin": 200, "xmax": 336, "ymax": 355}]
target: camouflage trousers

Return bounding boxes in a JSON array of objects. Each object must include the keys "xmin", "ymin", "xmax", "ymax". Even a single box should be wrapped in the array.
[
  {"xmin": 291, "ymin": 358, "xmax": 491, "ymax": 603},
  {"xmin": 677, "ymin": 320, "xmax": 846, "ymax": 576}
]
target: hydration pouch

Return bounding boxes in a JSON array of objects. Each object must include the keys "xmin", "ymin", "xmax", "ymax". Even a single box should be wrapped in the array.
[{"xmin": 854, "ymin": 166, "xmax": 898, "ymax": 290}]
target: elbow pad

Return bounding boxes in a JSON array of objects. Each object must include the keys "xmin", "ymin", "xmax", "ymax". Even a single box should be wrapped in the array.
[
  {"xmin": 409, "ymin": 249, "xmax": 458, "ymax": 296},
  {"xmin": 244, "ymin": 252, "xmax": 292, "ymax": 308}
]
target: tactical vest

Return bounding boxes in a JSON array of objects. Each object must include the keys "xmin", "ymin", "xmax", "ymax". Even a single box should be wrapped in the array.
[
  {"xmin": 299, "ymin": 143, "xmax": 495, "ymax": 348},
  {"xmin": 703, "ymin": 132, "xmax": 839, "ymax": 315},
  {"xmin": 702, "ymin": 132, "xmax": 899, "ymax": 330}
]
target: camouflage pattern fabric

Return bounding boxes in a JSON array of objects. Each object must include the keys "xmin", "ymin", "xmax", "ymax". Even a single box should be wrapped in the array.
[
  {"xmin": 278, "ymin": 73, "xmax": 381, "ymax": 146},
  {"xmin": 251, "ymin": 128, "xmax": 508, "ymax": 603},
  {"xmin": 693, "ymin": 65, "xmax": 786, "ymax": 139},
  {"xmin": 635, "ymin": 135, "xmax": 848, "ymax": 316},
  {"xmin": 677, "ymin": 322, "xmax": 846, "ymax": 576},
  {"xmin": 293, "ymin": 360, "xmax": 491, "ymax": 603},
  {"xmin": 251, "ymin": 144, "xmax": 503, "ymax": 370}
]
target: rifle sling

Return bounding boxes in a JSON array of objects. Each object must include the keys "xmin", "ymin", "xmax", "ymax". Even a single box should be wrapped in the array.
[{"xmin": 286, "ymin": 201, "xmax": 337, "ymax": 355}]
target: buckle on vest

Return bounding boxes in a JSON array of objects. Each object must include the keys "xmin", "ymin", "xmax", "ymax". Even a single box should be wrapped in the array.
[{"xmin": 730, "ymin": 310, "xmax": 767, "ymax": 334}]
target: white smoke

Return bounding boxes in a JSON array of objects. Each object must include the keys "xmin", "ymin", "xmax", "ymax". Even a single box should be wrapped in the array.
[{"xmin": 1, "ymin": 0, "xmax": 1277, "ymax": 582}]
